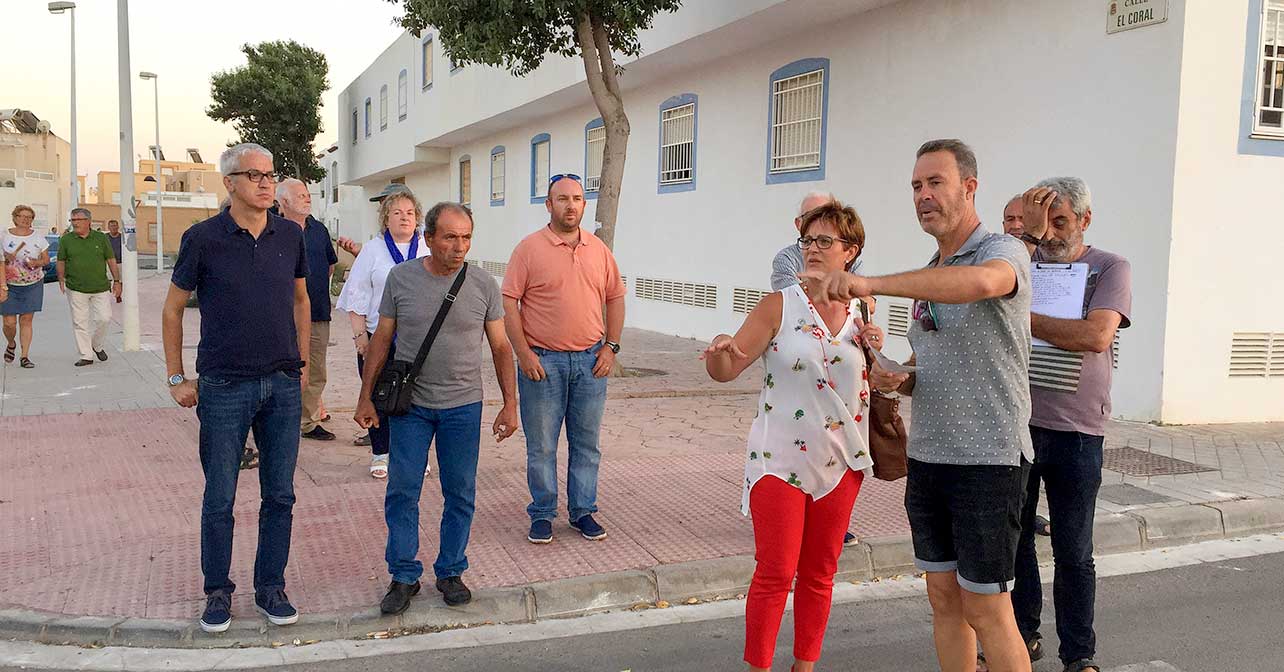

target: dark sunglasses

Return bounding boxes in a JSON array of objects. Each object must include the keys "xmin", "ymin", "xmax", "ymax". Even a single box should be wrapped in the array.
[
  {"xmin": 549, "ymin": 173, "xmax": 581, "ymax": 186},
  {"xmin": 912, "ymin": 299, "xmax": 939, "ymax": 332}
]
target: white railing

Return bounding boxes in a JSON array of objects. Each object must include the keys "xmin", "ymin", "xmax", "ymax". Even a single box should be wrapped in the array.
[{"xmin": 24, "ymin": 170, "xmax": 54, "ymax": 182}]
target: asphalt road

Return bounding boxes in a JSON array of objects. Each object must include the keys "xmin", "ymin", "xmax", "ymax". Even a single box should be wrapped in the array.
[{"xmin": 4, "ymin": 551, "xmax": 1277, "ymax": 672}]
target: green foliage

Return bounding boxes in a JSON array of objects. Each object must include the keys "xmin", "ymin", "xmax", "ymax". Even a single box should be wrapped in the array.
[
  {"xmin": 207, "ymin": 40, "xmax": 330, "ymax": 182},
  {"xmin": 389, "ymin": 0, "xmax": 682, "ymax": 76}
]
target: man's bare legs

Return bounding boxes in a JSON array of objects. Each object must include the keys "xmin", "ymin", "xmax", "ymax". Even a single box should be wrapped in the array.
[{"xmin": 926, "ymin": 571, "xmax": 1030, "ymax": 672}]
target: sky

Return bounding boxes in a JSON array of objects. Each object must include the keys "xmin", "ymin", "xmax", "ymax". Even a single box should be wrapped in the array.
[{"xmin": 3, "ymin": 0, "xmax": 407, "ymax": 191}]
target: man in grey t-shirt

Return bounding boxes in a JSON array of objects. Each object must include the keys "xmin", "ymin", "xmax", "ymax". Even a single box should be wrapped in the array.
[
  {"xmin": 1009, "ymin": 177, "xmax": 1131, "ymax": 672},
  {"xmin": 354, "ymin": 202, "xmax": 518, "ymax": 615},
  {"xmin": 801, "ymin": 139, "xmax": 1034, "ymax": 672}
]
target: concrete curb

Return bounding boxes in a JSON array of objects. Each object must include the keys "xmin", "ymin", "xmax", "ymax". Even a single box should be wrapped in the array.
[{"xmin": 5, "ymin": 496, "xmax": 1284, "ymax": 649}]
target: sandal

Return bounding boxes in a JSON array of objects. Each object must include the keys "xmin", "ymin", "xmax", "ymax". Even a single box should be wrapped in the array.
[
  {"xmin": 239, "ymin": 446, "xmax": 259, "ymax": 470},
  {"xmin": 976, "ymin": 653, "xmax": 989, "ymax": 672},
  {"xmin": 370, "ymin": 454, "xmax": 389, "ymax": 479},
  {"xmin": 1064, "ymin": 660, "xmax": 1100, "ymax": 672},
  {"xmin": 1027, "ymin": 633, "xmax": 1045, "ymax": 661},
  {"xmin": 19, "ymin": 357, "xmax": 34, "ymax": 369},
  {"xmin": 4, "ymin": 343, "xmax": 14, "ymax": 363}
]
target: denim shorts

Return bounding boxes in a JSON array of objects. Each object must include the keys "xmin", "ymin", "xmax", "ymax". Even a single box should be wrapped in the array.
[{"xmin": 905, "ymin": 457, "xmax": 1030, "ymax": 594}]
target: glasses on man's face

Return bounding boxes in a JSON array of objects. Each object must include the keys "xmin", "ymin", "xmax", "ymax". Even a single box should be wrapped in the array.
[
  {"xmin": 549, "ymin": 173, "xmax": 581, "ymax": 186},
  {"xmin": 797, "ymin": 235, "xmax": 854, "ymax": 250},
  {"xmin": 227, "ymin": 170, "xmax": 278, "ymax": 184},
  {"xmin": 912, "ymin": 299, "xmax": 939, "ymax": 332}
]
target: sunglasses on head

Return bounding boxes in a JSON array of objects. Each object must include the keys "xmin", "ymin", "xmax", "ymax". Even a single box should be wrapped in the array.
[
  {"xmin": 549, "ymin": 173, "xmax": 581, "ymax": 186},
  {"xmin": 912, "ymin": 300, "xmax": 939, "ymax": 332}
]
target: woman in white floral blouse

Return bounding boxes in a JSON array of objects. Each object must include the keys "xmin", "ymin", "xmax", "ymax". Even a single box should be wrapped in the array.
[{"xmin": 704, "ymin": 201, "xmax": 885, "ymax": 672}]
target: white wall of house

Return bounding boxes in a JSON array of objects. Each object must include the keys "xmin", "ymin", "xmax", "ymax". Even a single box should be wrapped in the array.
[
  {"xmin": 1164, "ymin": 0, "xmax": 1284, "ymax": 423},
  {"xmin": 333, "ymin": 0, "xmax": 1284, "ymax": 423}
]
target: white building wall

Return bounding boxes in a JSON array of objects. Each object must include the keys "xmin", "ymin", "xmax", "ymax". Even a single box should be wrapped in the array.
[
  {"xmin": 336, "ymin": 0, "xmax": 1196, "ymax": 422},
  {"xmin": 1165, "ymin": 0, "xmax": 1284, "ymax": 423}
]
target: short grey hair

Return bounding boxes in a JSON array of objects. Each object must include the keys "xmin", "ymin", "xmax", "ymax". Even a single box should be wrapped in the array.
[
  {"xmin": 424, "ymin": 201, "xmax": 473, "ymax": 237},
  {"xmin": 219, "ymin": 142, "xmax": 273, "ymax": 176},
  {"xmin": 275, "ymin": 178, "xmax": 306, "ymax": 206},
  {"xmin": 916, "ymin": 138, "xmax": 978, "ymax": 180},
  {"xmin": 1036, "ymin": 176, "xmax": 1092, "ymax": 218},
  {"xmin": 798, "ymin": 190, "xmax": 837, "ymax": 215},
  {"xmin": 70, "ymin": 207, "xmax": 92, "ymax": 220}
]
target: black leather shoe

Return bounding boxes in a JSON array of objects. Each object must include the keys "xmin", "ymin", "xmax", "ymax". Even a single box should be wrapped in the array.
[
  {"xmin": 74, "ymin": 359, "xmax": 94, "ymax": 367},
  {"xmin": 435, "ymin": 576, "xmax": 472, "ymax": 606},
  {"xmin": 302, "ymin": 426, "xmax": 337, "ymax": 441},
  {"xmin": 380, "ymin": 580, "xmax": 420, "ymax": 615},
  {"xmin": 95, "ymin": 349, "xmax": 108, "ymax": 361}
]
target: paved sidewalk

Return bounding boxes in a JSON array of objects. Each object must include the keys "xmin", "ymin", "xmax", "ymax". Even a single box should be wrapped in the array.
[{"xmin": 2, "ymin": 274, "xmax": 1283, "ymax": 629}]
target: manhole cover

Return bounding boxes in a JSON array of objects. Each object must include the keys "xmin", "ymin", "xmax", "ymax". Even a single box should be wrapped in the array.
[
  {"xmin": 1103, "ymin": 446, "xmax": 1216, "ymax": 477},
  {"xmin": 1097, "ymin": 483, "xmax": 1175, "ymax": 506}
]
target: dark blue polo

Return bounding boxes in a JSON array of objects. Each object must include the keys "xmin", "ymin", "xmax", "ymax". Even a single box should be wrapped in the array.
[
  {"xmin": 171, "ymin": 209, "xmax": 309, "ymax": 378},
  {"xmin": 302, "ymin": 216, "xmax": 338, "ymax": 322}
]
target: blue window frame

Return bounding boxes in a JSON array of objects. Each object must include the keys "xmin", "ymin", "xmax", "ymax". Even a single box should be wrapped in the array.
[
  {"xmin": 530, "ymin": 133, "xmax": 551, "ymax": 203},
  {"xmin": 658, "ymin": 93, "xmax": 698, "ymax": 194},
  {"xmin": 583, "ymin": 118, "xmax": 605, "ymax": 200},
  {"xmin": 490, "ymin": 145, "xmax": 506, "ymax": 207},
  {"xmin": 421, "ymin": 33, "xmax": 434, "ymax": 91},
  {"xmin": 765, "ymin": 57, "xmax": 830, "ymax": 184},
  {"xmin": 1240, "ymin": 0, "xmax": 1284, "ymax": 156},
  {"xmin": 458, "ymin": 154, "xmax": 472, "ymax": 206},
  {"xmin": 364, "ymin": 97, "xmax": 372, "ymax": 138},
  {"xmin": 351, "ymin": 109, "xmax": 358, "ymax": 145},
  {"xmin": 397, "ymin": 69, "xmax": 408, "ymax": 121}
]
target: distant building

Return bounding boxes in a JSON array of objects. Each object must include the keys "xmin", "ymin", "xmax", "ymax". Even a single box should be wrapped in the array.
[{"xmin": 0, "ymin": 109, "xmax": 72, "ymax": 234}]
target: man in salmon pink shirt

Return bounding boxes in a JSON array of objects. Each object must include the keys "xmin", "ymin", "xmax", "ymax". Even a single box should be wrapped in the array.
[{"xmin": 502, "ymin": 173, "xmax": 626, "ymax": 545}]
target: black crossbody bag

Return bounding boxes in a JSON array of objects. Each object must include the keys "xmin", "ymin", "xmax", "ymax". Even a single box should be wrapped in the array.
[{"xmin": 370, "ymin": 264, "xmax": 468, "ymax": 416}]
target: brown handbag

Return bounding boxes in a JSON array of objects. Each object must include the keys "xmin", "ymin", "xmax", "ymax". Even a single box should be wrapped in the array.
[{"xmin": 864, "ymin": 346, "xmax": 909, "ymax": 481}]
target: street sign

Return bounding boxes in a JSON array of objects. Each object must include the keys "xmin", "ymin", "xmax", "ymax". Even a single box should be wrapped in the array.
[{"xmin": 1107, "ymin": 0, "xmax": 1168, "ymax": 34}]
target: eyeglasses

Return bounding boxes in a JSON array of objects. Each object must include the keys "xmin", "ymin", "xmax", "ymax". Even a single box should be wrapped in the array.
[
  {"xmin": 549, "ymin": 173, "xmax": 581, "ymax": 186},
  {"xmin": 227, "ymin": 170, "xmax": 279, "ymax": 184},
  {"xmin": 912, "ymin": 300, "xmax": 939, "ymax": 332},
  {"xmin": 69, "ymin": 217, "xmax": 91, "ymax": 223},
  {"xmin": 797, "ymin": 235, "xmax": 855, "ymax": 250}
]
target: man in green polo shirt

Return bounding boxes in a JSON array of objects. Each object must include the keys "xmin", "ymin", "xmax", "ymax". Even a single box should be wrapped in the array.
[{"xmin": 57, "ymin": 208, "xmax": 121, "ymax": 366}]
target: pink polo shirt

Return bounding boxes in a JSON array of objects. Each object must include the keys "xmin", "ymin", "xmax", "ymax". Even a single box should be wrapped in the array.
[{"xmin": 502, "ymin": 225, "xmax": 626, "ymax": 352}]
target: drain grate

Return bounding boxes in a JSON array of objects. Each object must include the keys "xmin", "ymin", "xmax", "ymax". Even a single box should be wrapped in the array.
[{"xmin": 1103, "ymin": 446, "xmax": 1216, "ymax": 477}]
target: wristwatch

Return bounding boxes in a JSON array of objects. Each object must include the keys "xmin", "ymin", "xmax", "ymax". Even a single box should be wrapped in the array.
[
  {"xmin": 1018, "ymin": 232, "xmax": 1043, "ymax": 246},
  {"xmin": 167, "ymin": 374, "xmax": 186, "ymax": 387},
  {"xmin": 605, "ymin": 341, "xmax": 621, "ymax": 354}
]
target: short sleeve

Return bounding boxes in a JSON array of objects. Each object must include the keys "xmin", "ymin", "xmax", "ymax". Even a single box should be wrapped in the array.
[
  {"xmin": 325, "ymin": 235, "xmax": 338, "ymax": 266},
  {"xmin": 1087, "ymin": 256, "xmax": 1132, "ymax": 329},
  {"xmin": 171, "ymin": 228, "xmax": 202, "ymax": 292},
  {"xmin": 484, "ymin": 275, "xmax": 504, "ymax": 321},
  {"xmin": 335, "ymin": 244, "xmax": 376, "ymax": 315},
  {"xmin": 378, "ymin": 268, "xmax": 399, "ymax": 320},
  {"xmin": 100, "ymin": 235, "xmax": 113, "ymax": 261},
  {"xmin": 56, "ymin": 235, "xmax": 71, "ymax": 264},
  {"xmin": 770, "ymin": 245, "xmax": 801, "ymax": 291},
  {"xmin": 500, "ymin": 242, "xmax": 528, "ymax": 300},
  {"xmin": 602, "ymin": 248, "xmax": 626, "ymax": 301},
  {"xmin": 976, "ymin": 234, "xmax": 1031, "ymax": 297}
]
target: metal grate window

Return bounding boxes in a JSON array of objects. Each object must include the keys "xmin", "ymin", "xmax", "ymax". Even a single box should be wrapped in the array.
[
  {"xmin": 1257, "ymin": 0, "xmax": 1284, "ymax": 134},
  {"xmin": 25, "ymin": 170, "xmax": 54, "ymax": 181},
  {"xmin": 1230, "ymin": 332, "xmax": 1284, "ymax": 377},
  {"xmin": 886, "ymin": 302, "xmax": 911, "ymax": 337},
  {"xmin": 422, "ymin": 38, "xmax": 434, "ymax": 89},
  {"xmin": 635, "ymin": 277, "xmax": 718, "ymax": 309},
  {"xmin": 459, "ymin": 158, "xmax": 471, "ymax": 207},
  {"xmin": 490, "ymin": 151, "xmax": 505, "ymax": 202},
  {"xmin": 770, "ymin": 69, "xmax": 824, "ymax": 173},
  {"xmin": 732, "ymin": 287, "xmax": 771, "ymax": 314},
  {"xmin": 660, "ymin": 103, "xmax": 695, "ymax": 184},
  {"xmin": 585, "ymin": 125, "xmax": 605, "ymax": 192}
]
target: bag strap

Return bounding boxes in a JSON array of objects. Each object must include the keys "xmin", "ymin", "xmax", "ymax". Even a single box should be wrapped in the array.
[{"xmin": 406, "ymin": 263, "xmax": 468, "ymax": 377}]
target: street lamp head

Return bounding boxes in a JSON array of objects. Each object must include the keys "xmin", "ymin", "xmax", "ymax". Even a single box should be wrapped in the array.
[
  {"xmin": 139, "ymin": 71, "xmax": 157, "ymax": 80},
  {"xmin": 48, "ymin": 1, "xmax": 75, "ymax": 13}
]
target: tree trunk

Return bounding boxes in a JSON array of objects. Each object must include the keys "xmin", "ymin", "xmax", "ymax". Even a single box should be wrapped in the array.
[{"xmin": 574, "ymin": 13, "xmax": 630, "ymax": 252}]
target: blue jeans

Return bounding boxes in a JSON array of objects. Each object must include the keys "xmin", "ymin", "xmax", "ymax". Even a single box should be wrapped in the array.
[
  {"xmin": 385, "ymin": 402, "xmax": 482, "ymax": 583},
  {"xmin": 356, "ymin": 332, "xmax": 391, "ymax": 456},
  {"xmin": 196, "ymin": 370, "xmax": 301, "ymax": 596},
  {"xmin": 519, "ymin": 343, "xmax": 608, "ymax": 523},
  {"xmin": 1012, "ymin": 426, "xmax": 1104, "ymax": 664}
]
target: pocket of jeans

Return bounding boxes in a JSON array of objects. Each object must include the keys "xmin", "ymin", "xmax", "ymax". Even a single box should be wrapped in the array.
[
  {"xmin": 198, "ymin": 375, "xmax": 232, "ymax": 388},
  {"xmin": 281, "ymin": 369, "xmax": 302, "ymax": 381}
]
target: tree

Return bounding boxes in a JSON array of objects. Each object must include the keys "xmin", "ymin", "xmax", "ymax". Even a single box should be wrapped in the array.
[
  {"xmin": 388, "ymin": 0, "xmax": 682, "ymax": 251},
  {"xmin": 207, "ymin": 40, "xmax": 330, "ymax": 183}
]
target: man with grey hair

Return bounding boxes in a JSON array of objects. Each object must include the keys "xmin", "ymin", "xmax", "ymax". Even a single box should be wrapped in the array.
[
  {"xmin": 56, "ymin": 207, "xmax": 121, "ymax": 365},
  {"xmin": 771, "ymin": 190, "xmax": 860, "ymax": 291},
  {"xmin": 1008, "ymin": 177, "xmax": 1130, "ymax": 672},
  {"xmin": 162, "ymin": 142, "xmax": 311, "ymax": 634},
  {"xmin": 277, "ymin": 178, "xmax": 339, "ymax": 441}
]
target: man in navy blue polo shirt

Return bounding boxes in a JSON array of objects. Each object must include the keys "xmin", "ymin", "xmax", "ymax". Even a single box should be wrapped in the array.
[
  {"xmin": 161, "ymin": 142, "xmax": 311, "ymax": 634},
  {"xmin": 276, "ymin": 178, "xmax": 339, "ymax": 442}
]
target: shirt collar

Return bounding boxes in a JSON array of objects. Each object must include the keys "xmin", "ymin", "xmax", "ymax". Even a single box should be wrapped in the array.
[
  {"xmin": 927, "ymin": 223, "xmax": 990, "ymax": 266},
  {"xmin": 539, "ymin": 224, "xmax": 592, "ymax": 248},
  {"xmin": 219, "ymin": 208, "xmax": 280, "ymax": 235}
]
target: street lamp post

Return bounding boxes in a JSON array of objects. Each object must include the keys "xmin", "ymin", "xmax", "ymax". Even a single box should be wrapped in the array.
[
  {"xmin": 48, "ymin": 1, "xmax": 78, "ymax": 214},
  {"xmin": 140, "ymin": 71, "xmax": 162, "ymax": 272},
  {"xmin": 117, "ymin": 0, "xmax": 139, "ymax": 351}
]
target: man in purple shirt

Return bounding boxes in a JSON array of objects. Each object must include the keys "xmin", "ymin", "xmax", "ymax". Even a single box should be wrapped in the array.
[{"xmin": 1010, "ymin": 176, "xmax": 1131, "ymax": 672}]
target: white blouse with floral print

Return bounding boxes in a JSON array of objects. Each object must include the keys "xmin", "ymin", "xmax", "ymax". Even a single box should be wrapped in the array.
[{"xmin": 741, "ymin": 284, "xmax": 874, "ymax": 515}]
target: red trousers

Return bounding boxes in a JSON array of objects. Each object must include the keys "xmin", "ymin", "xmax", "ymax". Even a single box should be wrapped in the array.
[{"xmin": 744, "ymin": 470, "xmax": 864, "ymax": 668}]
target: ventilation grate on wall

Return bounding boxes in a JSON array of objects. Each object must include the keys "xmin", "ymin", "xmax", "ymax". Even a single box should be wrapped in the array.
[
  {"xmin": 732, "ymin": 287, "xmax": 771, "ymax": 314},
  {"xmin": 1112, "ymin": 332, "xmax": 1120, "ymax": 370},
  {"xmin": 478, "ymin": 260, "xmax": 508, "ymax": 277},
  {"xmin": 1230, "ymin": 332, "xmax": 1284, "ymax": 378},
  {"xmin": 634, "ymin": 277, "xmax": 718, "ymax": 309},
  {"xmin": 886, "ymin": 302, "xmax": 911, "ymax": 337}
]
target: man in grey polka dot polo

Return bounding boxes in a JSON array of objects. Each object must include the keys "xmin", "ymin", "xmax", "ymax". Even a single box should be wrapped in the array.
[{"xmin": 799, "ymin": 138, "xmax": 1034, "ymax": 672}]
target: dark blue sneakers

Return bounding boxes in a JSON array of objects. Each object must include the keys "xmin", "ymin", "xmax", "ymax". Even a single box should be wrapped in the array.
[
  {"xmin": 199, "ymin": 592, "xmax": 232, "ymax": 633},
  {"xmin": 254, "ymin": 589, "xmax": 299, "ymax": 626},
  {"xmin": 571, "ymin": 514, "xmax": 607, "ymax": 541},
  {"xmin": 528, "ymin": 519, "xmax": 553, "ymax": 544}
]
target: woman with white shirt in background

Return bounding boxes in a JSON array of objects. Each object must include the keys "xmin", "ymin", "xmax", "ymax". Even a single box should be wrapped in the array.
[{"xmin": 336, "ymin": 190, "xmax": 430, "ymax": 478}]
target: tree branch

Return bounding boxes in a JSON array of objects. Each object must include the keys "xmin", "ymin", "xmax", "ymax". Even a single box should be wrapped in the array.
[
  {"xmin": 574, "ymin": 12, "xmax": 615, "ymax": 118},
  {"xmin": 592, "ymin": 17, "xmax": 623, "ymax": 100}
]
